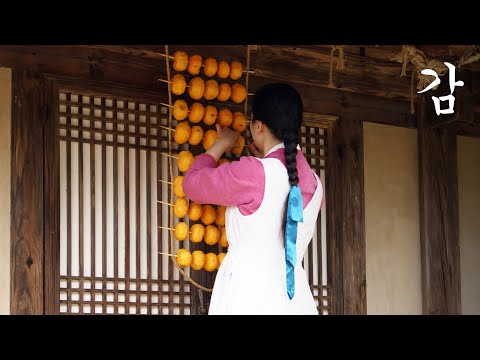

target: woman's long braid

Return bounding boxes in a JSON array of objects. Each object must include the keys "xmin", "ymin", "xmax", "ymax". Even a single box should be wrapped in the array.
[
  {"xmin": 275, "ymin": 128, "xmax": 300, "ymax": 240},
  {"xmin": 282, "ymin": 130, "xmax": 299, "ymax": 187}
]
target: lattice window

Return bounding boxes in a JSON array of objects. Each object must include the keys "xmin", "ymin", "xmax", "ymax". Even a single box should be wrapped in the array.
[
  {"xmin": 300, "ymin": 121, "xmax": 331, "ymax": 315},
  {"xmin": 51, "ymin": 84, "xmax": 335, "ymax": 315},
  {"xmin": 57, "ymin": 91, "xmax": 191, "ymax": 314}
]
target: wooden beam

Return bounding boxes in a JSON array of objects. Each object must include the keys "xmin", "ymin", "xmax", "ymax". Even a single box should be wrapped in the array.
[
  {"xmin": 417, "ymin": 98, "xmax": 461, "ymax": 314},
  {"xmin": 251, "ymin": 45, "xmax": 413, "ymax": 101},
  {"xmin": 328, "ymin": 117, "xmax": 366, "ymax": 314},
  {"xmin": 0, "ymin": 45, "xmax": 163, "ymax": 92},
  {"xmin": 2, "ymin": 44, "xmax": 479, "ymax": 103},
  {"xmin": 303, "ymin": 113, "xmax": 338, "ymax": 128},
  {"xmin": 0, "ymin": 45, "xmax": 415, "ymax": 102},
  {"xmin": 10, "ymin": 70, "xmax": 44, "ymax": 314},
  {"xmin": 2, "ymin": 45, "xmax": 476, "ymax": 134},
  {"xmin": 358, "ymin": 45, "xmax": 473, "ymax": 59}
]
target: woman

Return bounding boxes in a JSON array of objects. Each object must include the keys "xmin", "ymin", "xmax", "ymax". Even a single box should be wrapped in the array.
[{"xmin": 183, "ymin": 83, "xmax": 323, "ymax": 315}]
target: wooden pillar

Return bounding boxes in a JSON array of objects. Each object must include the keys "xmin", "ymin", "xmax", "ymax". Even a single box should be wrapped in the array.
[
  {"xmin": 328, "ymin": 117, "xmax": 366, "ymax": 314},
  {"xmin": 417, "ymin": 98, "xmax": 461, "ymax": 315},
  {"xmin": 10, "ymin": 70, "xmax": 45, "ymax": 314}
]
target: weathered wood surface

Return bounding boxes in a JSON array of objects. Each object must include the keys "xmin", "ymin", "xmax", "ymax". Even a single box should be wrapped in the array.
[
  {"xmin": 328, "ymin": 118, "xmax": 366, "ymax": 314},
  {"xmin": 417, "ymin": 98, "xmax": 461, "ymax": 315},
  {"xmin": 10, "ymin": 70, "xmax": 44, "ymax": 314}
]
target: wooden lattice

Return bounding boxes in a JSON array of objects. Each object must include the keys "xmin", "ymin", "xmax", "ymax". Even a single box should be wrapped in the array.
[
  {"xmin": 57, "ymin": 91, "xmax": 190, "ymax": 314},
  {"xmin": 300, "ymin": 124, "xmax": 331, "ymax": 314},
  {"xmin": 51, "ymin": 83, "xmax": 334, "ymax": 315}
]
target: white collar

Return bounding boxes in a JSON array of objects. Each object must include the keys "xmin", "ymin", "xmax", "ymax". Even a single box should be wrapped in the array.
[{"xmin": 264, "ymin": 143, "xmax": 301, "ymax": 157}]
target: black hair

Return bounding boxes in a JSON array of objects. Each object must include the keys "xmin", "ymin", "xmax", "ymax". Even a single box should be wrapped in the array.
[{"xmin": 251, "ymin": 83, "xmax": 303, "ymax": 187}]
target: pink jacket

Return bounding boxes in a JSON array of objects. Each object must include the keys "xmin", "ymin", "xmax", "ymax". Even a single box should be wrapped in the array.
[{"xmin": 183, "ymin": 144, "xmax": 322, "ymax": 216}]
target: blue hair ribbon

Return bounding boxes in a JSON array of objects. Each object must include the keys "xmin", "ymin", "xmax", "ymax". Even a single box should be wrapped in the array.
[{"xmin": 285, "ymin": 185, "xmax": 303, "ymax": 300}]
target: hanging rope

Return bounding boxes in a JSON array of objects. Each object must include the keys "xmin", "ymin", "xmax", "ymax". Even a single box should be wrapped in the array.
[
  {"xmin": 392, "ymin": 45, "xmax": 448, "ymax": 92},
  {"xmin": 328, "ymin": 45, "xmax": 346, "ymax": 87},
  {"xmin": 335, "ymin": 46, "xmax": 346, "ymax": 70},
  {"xmin": 244, "ymin": 45, "xmax": 252, "ymax": 155},
  {"xmin": 391, "ymin": 45, "xmax": 417, "ymax": 77},
  {"xmin": 164, "ymin": 45, "xmax": 213, "ymax": 293},
  {"xmin": 244, "ymin": 45, "xmax": 251, "ymax": 119}
]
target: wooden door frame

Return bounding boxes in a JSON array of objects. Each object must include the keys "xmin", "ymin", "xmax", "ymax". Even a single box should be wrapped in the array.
[
  {"xmin": 11, "ymin": 71, "xmax": 174, "ymax": 314},
  {"xmin": 327, "ymin": 116, "xmax": 367, "ymax": 315},
  {"xmin": 42, "ymin": 75, "xmax": 174, "ymax": 314},
  {"xmin": 10, "ymin": 69, "xmax": 45, "ymax": 314}
]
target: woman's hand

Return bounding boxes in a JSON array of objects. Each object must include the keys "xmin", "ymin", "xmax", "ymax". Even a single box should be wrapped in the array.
[
  {"xmin": 248, "ymin": 142, "xmax": 262, "ymax": 158},
  {"xmin": 215, "ymin": 123, "xmax": 240, "ymax": 150},
  {"xmin": 205, "ymin": 124, "xmax": 240, "ymax": 161}
]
